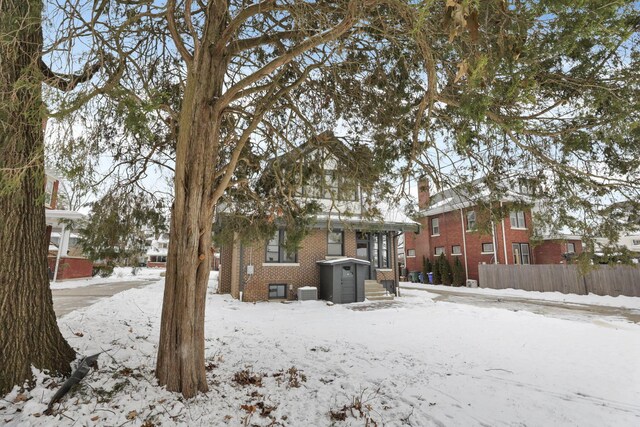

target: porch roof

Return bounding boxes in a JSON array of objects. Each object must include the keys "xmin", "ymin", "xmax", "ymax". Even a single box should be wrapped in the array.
[{"xmin": 45, "ymin": 209, "xmax": 85, "ymax": 226}]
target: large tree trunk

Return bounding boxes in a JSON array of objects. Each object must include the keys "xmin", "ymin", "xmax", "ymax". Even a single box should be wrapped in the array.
[
  {"xmin": 155, "ymin": 13, "xmax": 226, "ymax": 396},
  {"xmin": 0, "ymin": 0, "xmax": 75, "ymax": 395}
]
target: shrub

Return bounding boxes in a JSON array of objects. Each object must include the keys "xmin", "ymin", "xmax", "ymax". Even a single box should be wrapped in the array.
[
  {"xmin": 439, "ymin": 253, "xmax": 452, "ymax": 286},
  {"xmin": 422, "ymin": 256, "xmax": 432, "ymax": 283},
  {"xmin": 452, "ymin": 256, "xmax": 465, "ymax": 286},
  {"xmin": 432, "ymin": 257, "xmax": 441, "ymax": 284}
]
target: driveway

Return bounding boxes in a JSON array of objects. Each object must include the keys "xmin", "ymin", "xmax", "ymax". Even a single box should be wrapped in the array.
[
  {"xmin": 52, "ymin": 280, "xmax": 159, "ymax": 317},
  {"xmin": 400, "ymin": 285, "xmax": 640, "ymax": 324}
]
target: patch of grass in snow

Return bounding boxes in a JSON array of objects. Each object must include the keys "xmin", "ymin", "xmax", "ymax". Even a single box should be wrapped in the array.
[{"xmin": 329, "ymin": 387, "xmax": 384, "ymax": 426}]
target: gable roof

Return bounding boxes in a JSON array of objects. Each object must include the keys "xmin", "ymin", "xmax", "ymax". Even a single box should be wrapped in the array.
[{"xmin": 418, "ymin": 177, "xmax": 534, "ymax": 217}]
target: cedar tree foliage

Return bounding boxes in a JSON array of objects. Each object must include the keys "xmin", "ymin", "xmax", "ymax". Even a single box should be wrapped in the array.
[{"xmin": 79, "ymin": 188, "xmax": 167, "ymax": 270}]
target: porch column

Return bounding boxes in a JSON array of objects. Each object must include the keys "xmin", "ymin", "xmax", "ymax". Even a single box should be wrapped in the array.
[{"xmin": 52, "ymin": 223, "xmax": 65, "ymax": 282}]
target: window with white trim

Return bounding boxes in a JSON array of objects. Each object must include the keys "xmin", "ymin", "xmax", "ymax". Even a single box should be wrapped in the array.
[
  {"xmin": 327, "ymin": 230, "xmax": 344, "ymax": 256},
  {"xmin": 452, "ymin": 245, "xmax": 461, "ymax": 255},
  {"xmin": 435, "ymin": 246, "xmax": 445, "ymax": 255},
  {"xmin": 407, "ymin": 249, "xmax": 416, "ymax": 257},
  {"xmin": 44, "ymin": 178, "xmax": 54, "ymax": 207},
  {"xmin": 431, "ymin": 218, "xmax": 440, "ymax": 235},
  {"xmin": 481, "ymin": 242, "xmax": 494, "ymax": 253},
  {"xmin": 567, "ymin": 242, "xmax": 575, "ymax": 253},
  {"xmin": 466, "ymin": 211, "xmax": 476, "ymax": 230},
  {"xmin": 512, "ymin": 243, "xmax": 531, "ymax": 264},
  {"xmin": 510, "ymin": 211, "xmax": 526, "ymax": 229},
  {"xmin": 265, "ymin": 230, "xmax": 297, "ymax": 263}
]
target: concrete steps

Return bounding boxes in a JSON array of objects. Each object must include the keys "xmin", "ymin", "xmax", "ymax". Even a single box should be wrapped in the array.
[{"xmin": 364, "ymin": 280, "xmax": 394, "ymax": 301}]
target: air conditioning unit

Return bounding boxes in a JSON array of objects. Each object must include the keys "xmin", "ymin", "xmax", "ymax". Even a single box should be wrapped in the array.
[
  {"xmin": 466, "ymin": 279, "xmax": 478, "ymax": 288},
  {"xmin": 297, "ymin": 286, "xmax": 317, "ymax": 301}
]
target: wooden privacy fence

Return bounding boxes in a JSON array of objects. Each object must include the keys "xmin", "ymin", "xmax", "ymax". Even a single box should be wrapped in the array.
[{"xmin": 478, "ymin": 264, "xmax": 640, "ymax": 297}]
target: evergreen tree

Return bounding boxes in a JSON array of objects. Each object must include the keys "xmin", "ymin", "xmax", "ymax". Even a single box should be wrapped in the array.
[
  {"xmin": 452, "ymin": 257, "xmax": 465, "ymax": 287},
  {"xmin": 439, "ymin": 254, "xmax": 453, "ymax": 286},
  {"xmin": 6, "ymin": 0, "xmax": 637, "ymax": 397},
  {"xmin": 432, "ymin": 257, "xmax": 442, "ymax": 285},
  {"xmin": 79, "ymin": 187, "xmax": 167, "ymax": 274},
  {"xmin": 422, "ymin": 256, "xmax": 432, "ymax": 283}
]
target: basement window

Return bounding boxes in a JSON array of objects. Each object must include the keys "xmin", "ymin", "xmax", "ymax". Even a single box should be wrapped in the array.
[{"xmin": 268, "ymin": 284, "xmax": 287, "ymax": 299}]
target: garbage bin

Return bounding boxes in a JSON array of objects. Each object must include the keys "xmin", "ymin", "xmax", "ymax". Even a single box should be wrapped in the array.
[
  {"xmin": 408, "ymin": 271, "xmax": 420, "ymax": 282},
  {"xmin": 418, "ymin": 272, "xmax": 424, "ymax": 283},
  {"xmin": 427, "ymin": 272, "xmax": 433, "ymax": 284}
]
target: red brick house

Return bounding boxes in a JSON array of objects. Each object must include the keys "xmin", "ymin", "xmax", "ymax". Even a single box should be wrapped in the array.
[
  {"xmin": 218, "ymin": 135, "xmax": 419, "ymax": 303},
  {"xmin": 405, "ymin": 177, "xmax": 583, "ymax": 283}
]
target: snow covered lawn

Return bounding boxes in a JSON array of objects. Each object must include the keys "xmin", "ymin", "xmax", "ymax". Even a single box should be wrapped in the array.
[
  {"xmin": 401, "ymin": 282, "xmax": 640, "ymax": 310},
  {"xmin": 4, "ymin": 273, "xmax": 640, "ymax": 426},
  {"xmin": 49, "ymin": 267, "xmax": 165, "ymax": 290}
]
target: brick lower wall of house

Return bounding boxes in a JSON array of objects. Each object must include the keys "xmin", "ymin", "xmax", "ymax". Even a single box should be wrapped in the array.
[
  {"xmin": 48, "ymin": 256, "xmax": 93, "ymax": 280},
  {"xmin": 533, "ymin": 240, "xmax": 583, "ymax": 264},
  {"xmin": 241, "ymin": 229, "xmax": 338, "ymax": 302},
  {"xmin": 146, "ymin": 262, "xmax": 167, "ymax": 268},
  {"xmin": 221, "ymin": 228, "xmax": 398, "ymax": 302}
]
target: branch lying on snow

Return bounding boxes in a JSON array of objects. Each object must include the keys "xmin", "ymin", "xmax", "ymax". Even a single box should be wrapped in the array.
[{"xmin": 44, "ymin": 351, "xmax": 106, "ymax": 415}]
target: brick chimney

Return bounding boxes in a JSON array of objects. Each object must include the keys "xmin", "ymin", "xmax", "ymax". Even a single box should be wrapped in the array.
[{"xmin": 418, "ymin": 176, "xmax": 430, "ymax": 210}]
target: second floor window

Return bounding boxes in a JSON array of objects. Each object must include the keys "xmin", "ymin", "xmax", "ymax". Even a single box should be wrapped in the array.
[
  {"xmin": 44, "ymin": 178, "xmax": 54, "ymax": 207},
  {"xmin": 327, "ymin": 230, "xmax": 344, "ymax": 256},
  {"xmin": 466, "ymin": 211, "xmax": 476, "ymax": 230},
  {"xmin": 510, "ymin": 211, "xmax": 526, "ymax": 229},
  {"xmin": 266, "ymin": 230, "xmax": 297, "ymax": 263},
  {"xmin": 431, "ymin": 218, "xmax": 440, "ymax": 235}
]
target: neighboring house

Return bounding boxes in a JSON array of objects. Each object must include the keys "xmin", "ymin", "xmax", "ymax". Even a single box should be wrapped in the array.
[
  {"xmin": 146, "ymin": 233, "xmax": 170, "ymax": 268},
  {"xmin": 44, "ymin": 169, "xmax": 93, "ymax": 281},
  {"xmin": 145, "ymin": 232, "xmax": 220, "ymax": 269},
  {"xmin": 405, "ymin": 177, "xmax": 583, "ymax": 282},
  {"xmin": 218, "ymin": 133, "xmax": 419, "ymax": 303}
]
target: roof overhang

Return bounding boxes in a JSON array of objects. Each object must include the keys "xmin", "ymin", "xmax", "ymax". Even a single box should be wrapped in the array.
[
  {"xmin": 45, "ymin": 209, "xmax": 84, "ymax": 226},
  {"xmin": 312, "ymin": 216, "xmax": 419, "ymax": 233},
  {"xmin": 316, "ymin": 257, "xmax": 371, "ymax": 266}
]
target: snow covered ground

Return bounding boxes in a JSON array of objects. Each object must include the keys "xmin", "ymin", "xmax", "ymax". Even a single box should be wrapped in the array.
[
  {"xmin": 401, "ymin": 282, "xmax": 640, "ymax": 309},
  {"xmin": 4, "ymin": 272, "xmax": 640, "ymax": 426},
  {"xmin": 49, "ymin": 267, "xmax": 165, "ymax": 290}
]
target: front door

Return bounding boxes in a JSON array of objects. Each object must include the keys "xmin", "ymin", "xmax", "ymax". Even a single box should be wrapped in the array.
[
  {"xmin": 356, "ymin": 232, "xmax": 371, "ymax": 280},
  {"xmin": 340, "ymin": 265, "xmax": 356, "ymax": 303}
]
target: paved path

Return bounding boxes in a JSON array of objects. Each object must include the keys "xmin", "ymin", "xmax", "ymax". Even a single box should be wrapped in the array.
[
  {"xmin": 400, "ymin": 285, "xmax": 640, "ymax": 324},
  {"xmin": 52, "ymin": 280, "xmax": 159, "ymax": 318}
]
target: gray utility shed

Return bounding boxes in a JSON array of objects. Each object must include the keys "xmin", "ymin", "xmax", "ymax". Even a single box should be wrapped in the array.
[{"xmin": 316, "ymin": 258, "xmax": 371, "ymax": 304}]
